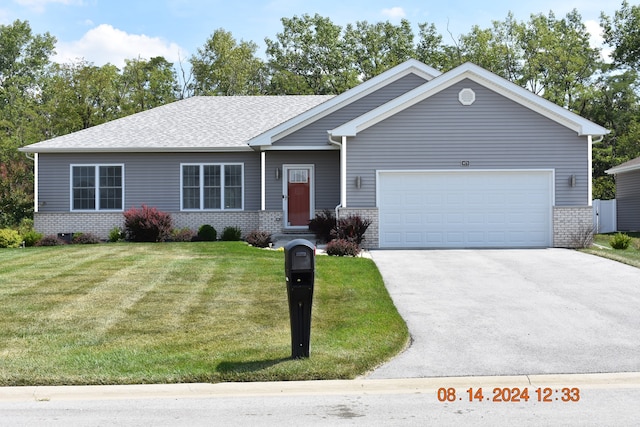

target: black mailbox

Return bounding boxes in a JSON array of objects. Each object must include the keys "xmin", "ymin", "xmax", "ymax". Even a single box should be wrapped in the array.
[{"xmin": 284, "ymin": 239, "xmax": 315, "ymax": 359}]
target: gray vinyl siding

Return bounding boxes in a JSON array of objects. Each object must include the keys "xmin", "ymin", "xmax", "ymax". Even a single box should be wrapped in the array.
[
  {"xmin": 615, "ymin": 170, "xmax": 640, "ymax": 231},
  {"xmin": 38, "ymin": 152, "xmax": 261, "ymax": 212},
  {"xmin": 276, "ymin": 73, "xmax": 428, "ymax": 147},
  {"xmin": 346, "ymin": 79, "xmax": 589, "ymax": 207},
  {"xmin": 264, "ymin": 151, "xmax": 340, "ymax": 211}
]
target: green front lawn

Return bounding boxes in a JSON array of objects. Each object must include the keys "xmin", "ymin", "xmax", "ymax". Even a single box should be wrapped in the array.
[
  {"xmin": 0, "ymin": 242, "xmax": 408, "ymax": 386},
  {"xmin": 581, "ymin": 233, "xmax": 640, "ymax": 269}
]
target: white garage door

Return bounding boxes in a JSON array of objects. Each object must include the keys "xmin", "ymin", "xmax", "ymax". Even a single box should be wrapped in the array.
[{"xmin": 378, "ymin": 170, "xmax": 553, "ymax": 248}]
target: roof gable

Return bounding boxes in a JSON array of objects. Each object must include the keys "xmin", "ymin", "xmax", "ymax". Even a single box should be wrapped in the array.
[
  {"xmin": 330, "ymin": 62, "xmax": 609, "ymax": 138},
  {"xmin": 248, "ymin": 59, "xmax": 441, "ymax": 148}
]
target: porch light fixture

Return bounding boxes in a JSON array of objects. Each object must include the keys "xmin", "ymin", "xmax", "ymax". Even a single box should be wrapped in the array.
[
  {"xmin": 355, "ymin": 176, "xmax": 362, "ymax": 189},
  {"xmin": 275, "ymin": 167, "xmax": 281, "ymax": 180},
  {"xmin": 570, "ymin": 174, "xmax": 576, "ymax": 187}
]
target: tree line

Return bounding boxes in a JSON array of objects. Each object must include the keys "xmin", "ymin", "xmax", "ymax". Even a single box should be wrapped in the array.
[{"xmin": 1, "ymin": 1, "xmax": 639, "ymax": 227}]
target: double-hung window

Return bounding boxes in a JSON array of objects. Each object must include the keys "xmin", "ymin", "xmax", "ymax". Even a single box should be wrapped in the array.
[
  {"xmin": 71, "ymin": 165, "xmax": 124, "ymax": 211},
  {"xmin": 181, "ymin": 164, "xmax": 243, "ymax": 210}
]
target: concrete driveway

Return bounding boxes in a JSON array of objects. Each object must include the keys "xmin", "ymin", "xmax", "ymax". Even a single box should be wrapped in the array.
[{"xmin": 367, "ymin": 249, "xmax": 640, "ymax": 379}]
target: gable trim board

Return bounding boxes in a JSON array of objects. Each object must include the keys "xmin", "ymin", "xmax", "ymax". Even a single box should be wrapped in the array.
[{"xmin": 377, "ymin": 170, "xmax": 554, "ymax": 248}]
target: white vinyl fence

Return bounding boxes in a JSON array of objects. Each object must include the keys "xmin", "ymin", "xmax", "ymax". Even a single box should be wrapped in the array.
[{"xmin": 593, "ymin": 199, "xmax": 617, "ymax": 234}]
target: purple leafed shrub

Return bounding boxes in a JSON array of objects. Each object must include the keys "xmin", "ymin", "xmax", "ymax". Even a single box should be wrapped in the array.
[
  {"xmin": 123, "ymin": 205, "xmax": 173, "ymax": 242},
  {"xmin": 245, "ymin": 230, "xmax": 272, "ymax": 248},
  {"xmin": 331, "ymin": 215, "xmax": 372, "ymax": 245},
  {"xmin": 326, "ymin": 239, "xmax": 360, "ymax": 257},
  {"xmin": 72, "ymin": 232, "xmax": 101, "ymax": 244},
  {"xmin": 36, "ymin": 235, "xmax": 66, "ymax": 246},
  {"xmin": 308, "ymin": 209, "xmax": 336, "ymax": 243}
]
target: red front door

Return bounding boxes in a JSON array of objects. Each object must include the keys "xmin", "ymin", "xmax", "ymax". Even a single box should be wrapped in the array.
[{"xmin": 287, "ymin": 168, "xmax": 310, "ymax": 226}]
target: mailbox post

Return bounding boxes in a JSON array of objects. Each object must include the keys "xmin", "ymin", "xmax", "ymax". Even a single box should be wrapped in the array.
[{"xmin": 284, "ymin": 239, "xmax": 315, "ymax": 359}]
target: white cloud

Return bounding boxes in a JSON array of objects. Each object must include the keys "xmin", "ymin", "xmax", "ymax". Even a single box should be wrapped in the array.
[
  {"xmin": 14, "ymin": 0, "xmax": 83, "ymax": 13},
  {"xmin": 381, "ymin": 7, "xmax": 406, "ymax": 20},
  {"xmin": 53, "ymin": 24, "xmax": 186, "ymax": 69},
  {"xmin": 584, "ymin": 19, "xmax": 613, "ymax": 62}
]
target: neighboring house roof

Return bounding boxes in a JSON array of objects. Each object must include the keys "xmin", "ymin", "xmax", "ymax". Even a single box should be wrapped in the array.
[
  {"xmin": 20, "ymin": 95, "xmax": 334, "ymax": 153},
  {"xmin": 606, "ymin": 156, "xmax": 640, "ymax": 175},
  {"xmin": 330, "ymin": 62, "xmax": 610, "ymax": 138}
]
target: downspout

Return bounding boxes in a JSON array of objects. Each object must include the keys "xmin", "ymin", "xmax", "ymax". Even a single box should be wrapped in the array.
[
  {"xmin": 260, "ymin": 151, "xmax": 266, "ymax": 211},
  {"xmin": 24, "ymin": 152, "xmax": 38, "ymax": 213},
  {"xmin": 588, "ymin": 135, "xmax": 593, "ymax": 205},
  {"xmin": 327, "ymin": 133, "xmax": 347, "ymax": 208}
]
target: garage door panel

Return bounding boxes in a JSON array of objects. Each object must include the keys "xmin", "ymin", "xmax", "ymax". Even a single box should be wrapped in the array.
[
  {"xmin": 379, "ymin": 171, "xmax": 552, "ymax": 248},
  {"xmin": 468, "ymin": 231, "xmax": 486, "ymax": 243},
  {"xmin": 446, "ymin": 232, "xmax": 464, "ymax": 243}
]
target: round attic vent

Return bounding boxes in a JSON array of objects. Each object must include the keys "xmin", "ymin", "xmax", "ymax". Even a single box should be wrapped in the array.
[{"xmin": 458, "ymin": 88, "xmax": 476, "ymax": 105}]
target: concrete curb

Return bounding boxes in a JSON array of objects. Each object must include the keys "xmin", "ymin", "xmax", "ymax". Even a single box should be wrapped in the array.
[{"xmin": 2, "ymin": 372, "xmax": 640, "ymax": 402}]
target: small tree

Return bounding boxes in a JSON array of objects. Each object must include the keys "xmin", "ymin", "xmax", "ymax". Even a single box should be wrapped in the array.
[{"xmin": 123, "ymin": 205, "xmax": 172, "ymax": 242}]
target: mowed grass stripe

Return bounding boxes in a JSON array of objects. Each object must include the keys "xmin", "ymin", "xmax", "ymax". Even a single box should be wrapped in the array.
[{"xmin": 0, "ymin": 242, "xmax": 408, "ymax": 385}]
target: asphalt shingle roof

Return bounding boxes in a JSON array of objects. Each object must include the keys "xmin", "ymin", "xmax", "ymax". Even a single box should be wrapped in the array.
[{"xmin": 22, "ymin": 95, "xmax": 334, "ymax": 152}]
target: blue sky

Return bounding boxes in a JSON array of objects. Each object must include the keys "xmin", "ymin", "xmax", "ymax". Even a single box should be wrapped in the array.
[{"xmin": 1, "ymin": 0, "xmax": 627, "ymax": 68}]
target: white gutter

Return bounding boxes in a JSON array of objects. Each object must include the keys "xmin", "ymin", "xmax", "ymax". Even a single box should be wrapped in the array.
[{"xmin": 328, "ymin": 133, "xmax": 347, "ymax": 207}]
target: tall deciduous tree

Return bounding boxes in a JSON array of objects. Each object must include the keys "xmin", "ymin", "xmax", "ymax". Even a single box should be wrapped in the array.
[
  {"xmin": 43, "ymin": 60, "xmax": 121, "ymax": 135},
  {"xmin": 190, "ymin": 29, "xmax": 266, "ymax": 96},
  {"xmin": 0, "ymin": 20, "xmax": 55, "ymax": 227},
  {"xmin": 518, "ymin": 10, "xmax": 599, "ymax": 108},
  {"xmin": 415, "ymin": 22, "xmax": 454, "ymax": 71},
  {"xmin": 120, "ymin": 56, "xmax": 179, "ymax": 113},
  {"xmin": 266, "ymin": 14, "xmax": 358, "ymax": 94},
  {"xmin": 344, "ymin": 19, "xmax": 415, "ymax": 81},
  {"xmin": 601, "ymin": 0, "xmax": 640, "ymax": 68}
]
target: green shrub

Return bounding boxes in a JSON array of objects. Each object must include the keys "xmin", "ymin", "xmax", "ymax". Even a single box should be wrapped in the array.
[
  {"xmin": 245, "ymin": 230, "xmax": 272, "ymax": 248},
  {"xmin": 309, "ymin": 209, "xmax": 336, "ymax": 243},
  {"xmin": 331, "ymin": 215, "xmax": 372, "ymax": 245},
  {"xmin": 326, "ymin": 239, "xmax": 360, "ymax": 257},
  {"xmin": 22, "ymin": 230, "xmax": 43, "ymax": 247},
  {"xmin": 197, "ymin": 224, "xmax": 217, "ymax": 241},
  {"xmin": 123, "ymin": 205, "xmax": 172, "ymax": 242},
  {"xmin": 171, "ymin": 227, "xmax": 195, "ymax": 242},
  {"xmin": 221, "ymin": 226, "xmax": 242, "ymax": 241},
  {"xmin": 610, "ymin": 232, "xmax": 632, "ymax": 250},
  {"xmin": 72, "ymin": 233, "xmax": 100, "ymax": 244},
  {"xmin": 0, "ymin": 228, "xmax": 22, "ymax": 248},
  {"xmin": 17, "ymin": 218, "xmax": 34, "ymax": 236},
  {"xmin": 36, "ymin": 235, "xmax": 66, "ymax": 246},
  {"xmin": 108, "ymin": 226, "xmax": 124, "ymax": 242}
]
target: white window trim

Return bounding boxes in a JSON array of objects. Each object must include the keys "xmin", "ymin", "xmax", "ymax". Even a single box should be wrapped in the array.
[
  {"xmin": 180, "ymin": 163, "xmax": 244, "ymax": 211},
  {"xmin": 70, "ymin": 164, "xmax": 125, "ymax": 212}
]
